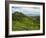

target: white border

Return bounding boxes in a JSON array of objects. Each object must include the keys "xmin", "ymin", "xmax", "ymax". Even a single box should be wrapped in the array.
[{"xmin": 9, "ymin": 4, "xmax": 43, "ymax": 35}]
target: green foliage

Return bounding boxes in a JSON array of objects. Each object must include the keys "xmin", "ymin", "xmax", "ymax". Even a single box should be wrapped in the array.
[{"xmin": 12, "ymin": 11, "xmax": 40, "ymax": 31}]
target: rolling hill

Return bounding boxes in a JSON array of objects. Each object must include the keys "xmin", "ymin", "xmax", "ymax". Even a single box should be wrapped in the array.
[{"xmin": 12, "ymin": 11, "xmax": 40, "ymax": 31}]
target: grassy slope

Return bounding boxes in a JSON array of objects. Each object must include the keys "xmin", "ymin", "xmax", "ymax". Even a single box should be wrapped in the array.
[{"xmin": 12, "ymin": 16, "xmax": 40, "ymax": 31}]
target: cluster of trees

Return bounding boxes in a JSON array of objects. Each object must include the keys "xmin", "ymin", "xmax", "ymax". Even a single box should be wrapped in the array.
[
  {"xmin": 32, "ymin": 16, "xmax": 40, "ymax": 23},
  {"xmin": 12, "ymin": 11, "xmax": 25, "ymax": 21}
]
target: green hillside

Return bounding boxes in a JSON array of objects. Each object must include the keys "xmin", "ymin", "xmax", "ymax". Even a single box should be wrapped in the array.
[{"xmin": 12, "ymin": 11, "xmax": 40, "ymax": 31}]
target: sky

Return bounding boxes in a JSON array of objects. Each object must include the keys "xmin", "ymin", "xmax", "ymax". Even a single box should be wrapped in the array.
[{"xmin": 12, "ymin": 6, "xmax": 40, "ymax": 15}]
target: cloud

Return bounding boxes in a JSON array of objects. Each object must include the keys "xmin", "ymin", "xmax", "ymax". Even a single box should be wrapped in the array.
[{"xmin": 12, "ymin": 6, "xmax": 40, "ymax": 15}]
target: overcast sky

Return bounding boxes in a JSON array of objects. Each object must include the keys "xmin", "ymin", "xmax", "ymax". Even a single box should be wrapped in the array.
[{"xmin": 12, "ymin": 6, "xmax": 40, "ymax": 15}]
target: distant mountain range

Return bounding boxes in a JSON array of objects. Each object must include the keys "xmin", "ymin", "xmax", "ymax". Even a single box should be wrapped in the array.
[{"xmin": 25, "ymin": 14, "xmax": 40, "ymax": 16}]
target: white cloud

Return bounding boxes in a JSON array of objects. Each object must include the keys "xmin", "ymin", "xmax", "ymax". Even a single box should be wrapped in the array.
[{"xmin": 12, "ymin": 7, "xmax": 40, "ymax": 15}]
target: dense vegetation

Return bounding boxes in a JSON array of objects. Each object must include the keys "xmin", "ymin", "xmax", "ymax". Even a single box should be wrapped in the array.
[{"xmin": 12, "ymin": 11, "xmax": 40, "ymax": 31}]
